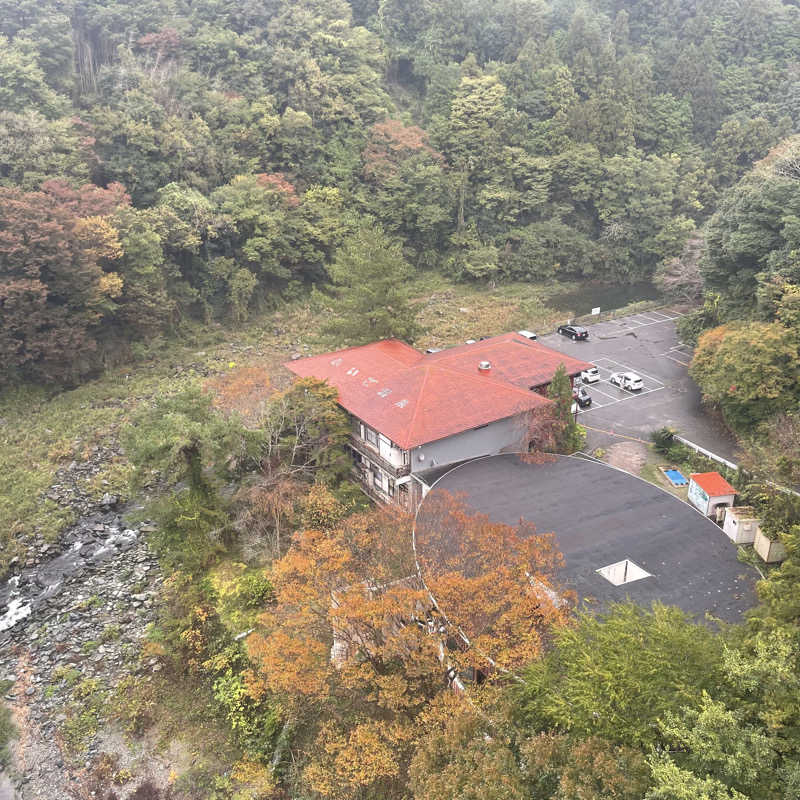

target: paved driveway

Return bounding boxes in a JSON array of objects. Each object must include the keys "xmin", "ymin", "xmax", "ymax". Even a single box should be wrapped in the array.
[{"xmin": 536, "ymin": 309, "xmax": 738, "ymax": 461}]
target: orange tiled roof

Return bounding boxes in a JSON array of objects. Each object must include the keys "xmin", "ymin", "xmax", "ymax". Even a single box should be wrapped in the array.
[
  {"xmin": 285, "ymin": 334, "xmax": 592, "ymax": 449},
  {"xmin": 690, "ymin": 472, "xmax": 736, "ymax": 497}
]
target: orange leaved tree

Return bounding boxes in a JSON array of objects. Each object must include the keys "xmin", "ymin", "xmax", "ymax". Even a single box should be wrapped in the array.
[
  {"xmin": 246, "ymin": 495, "xmax": 568, "ymax": 798},
  {"xmin": 415, "ymin": 490, "xmax": 570, "ymax": 675}
]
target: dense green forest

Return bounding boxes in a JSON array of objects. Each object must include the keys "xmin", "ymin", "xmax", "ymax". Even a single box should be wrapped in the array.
[
  {"xmin": 3, "ymin": 0, "xmax": 800, "ymax": 383},
  {"xmin": 2, "ymin": 1, "xmax": 800, "ymax": 799}
]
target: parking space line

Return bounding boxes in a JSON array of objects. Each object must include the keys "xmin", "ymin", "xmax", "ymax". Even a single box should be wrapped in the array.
[
  {"xmin": 663, "ymin": 353, "xmax": 691, "ymax": 366},
  {"xmin": 591, "ymin": 357, "xmax": 665, "ymax": 386},
  {"xmin": 587, "ymin": 385, "xmax": 618, "ymax": 402},
  {"xmin": 604, "ymin": 314, "xmax": 684, "ymax": 330},
  {"xmin": 647, "ymin": 310, "xmax": 674, "ymax": 320},
  {"xmin": 576, "ymin": 386, "xmax": 665, "ymax": 414}
]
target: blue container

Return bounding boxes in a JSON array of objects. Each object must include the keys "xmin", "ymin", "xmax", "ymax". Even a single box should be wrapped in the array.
[{"xmin": 664, "ymin": 468, "xmax": 688, "ymax": 487}]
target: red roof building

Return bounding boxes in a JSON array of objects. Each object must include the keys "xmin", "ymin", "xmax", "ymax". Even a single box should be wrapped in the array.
[
  {"xmin": 689, "ymin": 472, "xmax": 736, "ymax": 497},
  {"xmin": 688, "ymin": 471, "xmax": 737, "ymax": 518},
  {"xmin": 285, "ymin": 334, "xmax": 591, "ymax": 449},
  {"xmin": 285, "ymin": 333, "xmax": 593, "ymax": 509}
]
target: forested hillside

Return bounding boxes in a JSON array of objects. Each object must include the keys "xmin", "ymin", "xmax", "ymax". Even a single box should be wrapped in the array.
[
  {"xmin": 3, "ymin": 0, "xmax": 800, "ymax": 383},
  {"xmin": 3, "ymin": 2, "xmax": 800, "ymax": 799}
]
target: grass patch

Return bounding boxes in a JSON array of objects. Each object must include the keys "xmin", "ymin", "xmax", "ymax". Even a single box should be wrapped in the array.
[
  {"xmin": 100, "ymin": 624, "xmax": 122, "ymax": 643},
  {"xmin": 52, "ymin": 665, "xmax": 82, "ymax": 686},
  {"xmin": 409, "ymin": 275, "xmax": 575, "ymax": 349},
  {"xmin": 61, "ymin": 679, "xmax": 107, "ymax": 758},
  {"xmin": 0, "ymin": 700, "xmax": 15, "ymax": 769},
  {"xmin": 639, "ymin": 452, "xmax": 691, "ymax": 501}
]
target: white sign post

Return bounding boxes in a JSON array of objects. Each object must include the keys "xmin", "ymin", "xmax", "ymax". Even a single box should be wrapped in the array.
[{"xmin": 591, "ymin": 307, "xmax": 601, "ymax": 316}]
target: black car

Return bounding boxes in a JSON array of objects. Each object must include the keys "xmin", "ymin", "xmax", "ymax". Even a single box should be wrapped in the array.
[
  {"xmin": 572, "ymin": 386, "xmax": 592, "ymax": 408},
  {"xmin": 557, "ymin": 324, "xmax": 589, "ymax": 341}
]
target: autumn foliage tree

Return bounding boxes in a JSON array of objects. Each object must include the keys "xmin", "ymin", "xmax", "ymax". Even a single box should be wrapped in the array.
[
  {"xmin": 362, "ymin": 119, "xmax": 443, "ymax": 182},
  {"xmin": 245, "ymin": 493, "xmax": 568, "ymax": 798},
  {"xmin": 0, "ymin": 180, "xmax": 129, "ymax": 382},
  {"xmin": 415, "ymin": 490, "xmax": 569, "ymax": 674}
]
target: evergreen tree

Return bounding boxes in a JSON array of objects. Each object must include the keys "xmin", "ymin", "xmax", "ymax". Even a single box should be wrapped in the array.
[
  {"xmin": 547, "ymin": 363, "xmax": 584, "ymax": 453},
  {"xmin": 318, "ymin": 221, "xmax": 424, "ymax": 345}
]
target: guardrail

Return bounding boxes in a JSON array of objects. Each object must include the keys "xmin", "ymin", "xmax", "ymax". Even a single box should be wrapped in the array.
[
  {"xmin": 568, "ymin": 301, "xmax": 697, "ymax": 327},
  {"xmin": 673, "ymin": 435, "xmax": 738, "ymax": 471},
  {"xmin": 674, "ymin": 434, "xmax": 800, "ymax": 498}
]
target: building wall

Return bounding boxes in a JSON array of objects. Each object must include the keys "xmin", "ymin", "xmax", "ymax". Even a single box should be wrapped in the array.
[
  {"xmin": 351, "ymin": 447, "xmax": 396, "ymax": 503},
  {"xmin": 722, "ymin": 509, "xmax": 759, "ymax": 544},
  {"xmin": 687, "ymin": 479, "xmax": 709, "ymax": 514},
  {"xmin": 409, "ymin": 414, "xmax": 526, "ymax": 474},
  {"xmin": 354, "ymin": 419, "xmax": 409, "ymax": 469},
  {"xmin": 688, "ymin": 479, "xmax": 735, "ymax": 517}
]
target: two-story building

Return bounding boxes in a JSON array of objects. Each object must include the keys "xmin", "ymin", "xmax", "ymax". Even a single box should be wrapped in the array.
[{"xmin": 285, "ymin": 333, "xmax": 592, "ymax": 509}]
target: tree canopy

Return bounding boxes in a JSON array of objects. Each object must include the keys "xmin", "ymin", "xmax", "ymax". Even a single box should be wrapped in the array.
[{"xmin": 4, "ymin": 0, "xmax": 800, "ymax": 383}]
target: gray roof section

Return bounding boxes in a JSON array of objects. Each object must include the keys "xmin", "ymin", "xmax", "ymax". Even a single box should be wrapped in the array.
[{"xmin": 415, "ymin": 454, "xmax": 757, "ymax": 623}]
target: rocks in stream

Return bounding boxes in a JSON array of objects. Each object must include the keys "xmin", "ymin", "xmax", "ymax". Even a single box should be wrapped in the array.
[
  {"xmin": 0, "ymin": 511, "xmax": 162, "ymax": 800},
  {"xmin": 0, "ymin": 431, "xmax": 167, "ymax": 798}
]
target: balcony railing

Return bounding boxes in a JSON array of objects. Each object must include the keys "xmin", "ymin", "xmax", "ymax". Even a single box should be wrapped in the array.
[{"xmin": 349, "ymin": 436, "xmax": 410, "ymax": 478}]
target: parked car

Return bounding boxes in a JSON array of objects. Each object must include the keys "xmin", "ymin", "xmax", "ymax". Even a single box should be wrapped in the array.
[
  {"xmin": 572, "ymin": 386, "xmax": 592, "ymax": 408},
  {"xmin": 609, "ymin": 371, "xmax": 643, "ymax": 391},
  {"xmin": 557, "ymin": 324, "xmax": 589, "ymax": 341},
  {"xmin": 517, "ymin": 330, "xmax": 537, "ymax": 340},
  {"xmin": 425, "ymin": 347, "xmax": 442, "ymax": 354},
  {"xmin": 580, "ymin": 366, "xmax": 600, "ymax": 383}
]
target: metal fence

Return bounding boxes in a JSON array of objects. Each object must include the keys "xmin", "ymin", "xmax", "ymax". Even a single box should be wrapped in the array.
[
  {"xmin": 673, "ymin": 434, "xmax": 738, "ymax": 471},
  {"xmin": 674, "ymin": 434, "xmax": 800, "ymax": 498}
]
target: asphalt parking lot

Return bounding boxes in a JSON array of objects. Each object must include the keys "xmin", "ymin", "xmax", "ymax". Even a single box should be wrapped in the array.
[
  {"xmin": 536, "ymin": 309, "xmax": 739, "ymax": 461},
  {"xmin": 416, "ymin": 454, "xmax": 756, "ymax": 622}
]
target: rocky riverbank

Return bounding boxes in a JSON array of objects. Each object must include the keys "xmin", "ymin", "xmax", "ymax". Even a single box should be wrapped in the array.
[{"xmin": 0, "ymin": 501, "xmax": 162, "ymax": 799}]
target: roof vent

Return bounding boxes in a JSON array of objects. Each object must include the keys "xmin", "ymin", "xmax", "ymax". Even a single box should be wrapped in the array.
[
  {"xmin": 478, "ymin": 361, "xmax": 491, "ymax": 373},
  {"xmin": 596, "ymin": 559, "xmax": 651, "ymax": 586}
]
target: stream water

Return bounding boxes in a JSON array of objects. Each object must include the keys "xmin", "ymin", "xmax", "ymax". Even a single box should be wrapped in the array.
[
  {"xmin": 0, "ymin": 509, "xmax": 138, "ymax": 640},
  {"xmin": 547, "ymin": 281, "xmax": 663, "ymax": 317}
]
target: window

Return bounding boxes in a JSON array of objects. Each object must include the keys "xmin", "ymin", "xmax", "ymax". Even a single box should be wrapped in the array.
[
  {"xmin": 388, "ymin": 478, "xmax": 395, "ymax": 495},
  {"xmin": 364, "ymin": 426, "xmax": 378, "ymax": 446},
  {"xmin": 373, "ymin": 470, "xmax": 382, "ymax": 489}
]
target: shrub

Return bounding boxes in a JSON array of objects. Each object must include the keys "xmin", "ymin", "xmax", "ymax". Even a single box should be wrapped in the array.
[
  {"xmin": 235, "ymin": 572, "xmax": 275, "ymax": 608},
  {"xmin": 651, "ymin": 427, "xmax": 675, "ymax": 455},
  {"xmin": 212, "ymin": 670, "xmax": 281, "ymax": 755},
  {"xmin": 0, "ymin": 699, "xmax": 16, "ymax": 768},
  {"xmin": 148, "ymin": 489, "xmax": 231, "ymax": 573},
  {"xmin": 112, "ymin": 676, "xmax": 157, "ymax": 736}
]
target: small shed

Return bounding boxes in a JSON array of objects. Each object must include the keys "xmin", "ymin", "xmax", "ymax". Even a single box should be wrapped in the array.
[
  {"xmin": 754, "ymin": 526, "xmax": 787, "ymax": 563},
  {"xmin": 688, "ymin": 472, "xmax": 736, "ymax": 517},
  {"xmin": 722, "ymin": 506, "xmax": 760, "ymax": 545}
]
